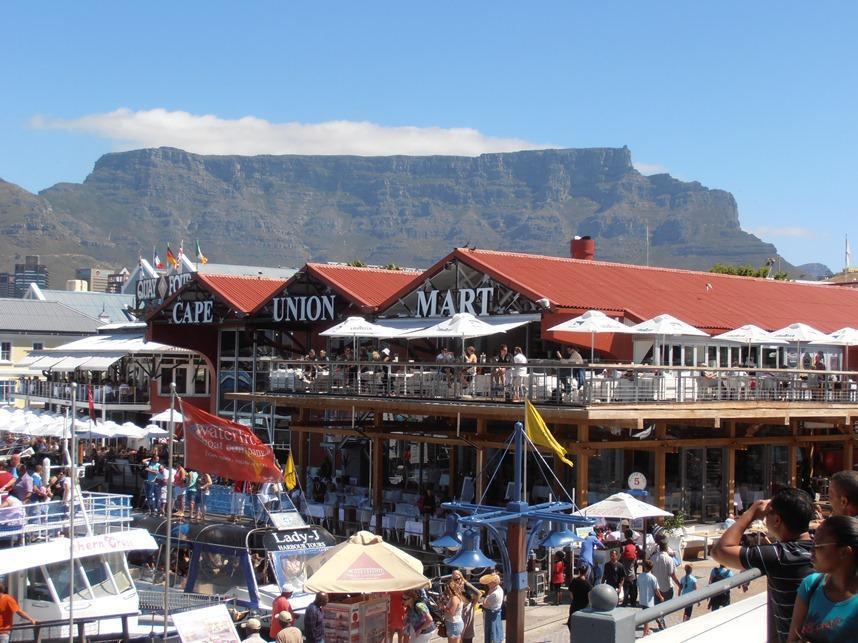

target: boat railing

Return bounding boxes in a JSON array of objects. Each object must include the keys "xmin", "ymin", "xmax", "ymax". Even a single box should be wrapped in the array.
[
  {"xmin": 0, "ymin": 491, "xmax": 133, "ymax": 544},
  {"xmin": 137, "ymin": 587, "xmax": 237, "ymax": 615},
  {"xmin": 7, "ymin": 611, "xmax": 139, "ymax": 643}
]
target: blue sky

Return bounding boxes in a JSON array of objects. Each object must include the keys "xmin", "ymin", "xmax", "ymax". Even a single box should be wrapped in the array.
[{"xmin": 2, "ymin": 2, "xmax": 856, "ymax": 270}]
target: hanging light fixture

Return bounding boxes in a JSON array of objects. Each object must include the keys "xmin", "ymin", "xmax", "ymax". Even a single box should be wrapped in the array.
[
  {"xmin": 539, "ymin": 522, "xmax": 580, "ymax": 549},
  {"xmin": 443, "ymin": 528, "xmax": 497, "ymax": 571},
  {"xmin": 430, "ymin": 514, "xmax": 463, "ymax": 554}
]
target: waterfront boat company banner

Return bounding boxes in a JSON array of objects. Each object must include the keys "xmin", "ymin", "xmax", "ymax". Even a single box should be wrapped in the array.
[{"xmin": 180, "ymin": 402, "xmax": 282, "ymax": 483}]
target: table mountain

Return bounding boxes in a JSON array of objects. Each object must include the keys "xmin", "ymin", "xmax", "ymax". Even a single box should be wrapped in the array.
[{"xmin": 2, "ymin": 146, "xmax": 803, "ymax": 283}]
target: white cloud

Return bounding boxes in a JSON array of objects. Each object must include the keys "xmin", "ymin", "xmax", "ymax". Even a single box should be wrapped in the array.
[
  {"xmin": 29, "ymin": 108, "xmax": 547, "ymax": 157},
  {"xmin": 747, "ymin": 225, "xmax": 818, "ymax": 239},
  {"xmin": 633, "ymin": 161, "xmax": 668, "ymax": 175}
]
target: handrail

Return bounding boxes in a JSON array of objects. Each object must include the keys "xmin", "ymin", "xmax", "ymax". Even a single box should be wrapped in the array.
[
  {"xmin": 570, "ymin": 567, "xmax": 763, "ymax": 642},
  {"xmin": 635, "ymin": 567, "xmax": 761, "ymax": 626}
]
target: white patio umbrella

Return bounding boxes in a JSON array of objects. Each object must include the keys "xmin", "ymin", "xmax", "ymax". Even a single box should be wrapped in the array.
[
  {"xmin": 145, "ymin": 423, "xmax": 169, "ymax": 436},
  {"xmin": 320, "ymin": 316, "xmax": 404, "ymax": 341},
  {"xmin": 151, "ymin": 409, "xmax": 185, "ymax": 423},
  {"xmin": 712, "ymin": 324, "xmax": 787, "ymax": 367},
  {"xmin": 115, "ymin": 421, "xmax": 148, "ymax": 439},
  {"xmin": 575, "ymin": 492, "xmax": 673, "ymax": 561},
  {"xmin": 401, "ymin": 312, "xmax": 514, "ymax": 357},
  {"xmin": 575, "ymin": 492, "xmax": 673, "ymax": 520},
  {"xmin": 810, "ymin": 327, "xmax": 858, "ymax": 370},
  {"xmin": 630, "ymin": 314, "xmax": 709, "ymax": 365},
  {"xmin": 548, "ymin": 310, "xmax": 638, "ymax": 362},
  {"xmin": 771, "ymin": 323, "xmax": 830, "ymax": 368}
]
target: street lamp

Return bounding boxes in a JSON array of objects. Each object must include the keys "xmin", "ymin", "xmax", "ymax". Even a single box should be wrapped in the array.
[
  {"xmin": 430, "ymin": 513, "xmax": 463, "ymax": 553},
  {"xmin": 443, "ymin": 528, "xmax": 497, "ymax": 571},
  {"xmin": 441, "ymin": 420, "xmax": 595, "ymax": 641},
  {"xmin": 540, "ymin": 523, "xmax": 581, "ymax": 549}
]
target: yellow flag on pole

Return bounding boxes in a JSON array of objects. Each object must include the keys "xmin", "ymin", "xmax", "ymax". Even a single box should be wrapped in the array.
[
  {"xmin": 283, "ymin": 451, "xmax": 297, "ymax": 490},
  {"xmin": 525, "ymin": 399, "xmax": 574, "ymax": 468}
]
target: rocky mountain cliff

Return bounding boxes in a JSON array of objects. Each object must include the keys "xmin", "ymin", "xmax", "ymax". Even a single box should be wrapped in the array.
[{"xmin": 1, "ymin": 147, "xmax": 796, "ymax": 283}]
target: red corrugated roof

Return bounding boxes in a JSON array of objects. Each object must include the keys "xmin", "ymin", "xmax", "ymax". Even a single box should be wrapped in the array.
[
  {"xmin": 305, "ymin": 264, "xmax": 421, "ymax": 311},
  {"xmin": 195, "ymin": 274, "xmax": 289, "ymax": 314},
  {"xmin": 379, "ymin": 248, "xmax": 858, "ymax": 333}
]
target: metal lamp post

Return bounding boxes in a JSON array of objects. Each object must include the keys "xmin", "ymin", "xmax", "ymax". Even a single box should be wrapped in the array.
[{"xmin": 441, "ymin": 421, "xmax": 595, "ymax": 641}]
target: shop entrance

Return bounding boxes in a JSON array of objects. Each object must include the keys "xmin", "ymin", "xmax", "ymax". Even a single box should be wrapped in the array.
[{"xmin": 679, "ymin": 447, "xmax": 725, "ymax": 522}]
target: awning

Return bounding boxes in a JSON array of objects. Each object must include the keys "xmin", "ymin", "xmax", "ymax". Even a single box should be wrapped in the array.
[{"xmin": 22, "ymin": 352, "xmax": 124, "ymax": 373}]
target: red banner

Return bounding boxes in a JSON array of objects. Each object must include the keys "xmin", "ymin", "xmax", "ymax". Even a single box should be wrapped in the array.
[{"xmin": 179, "ymin": 401, "xmax": 282, "ymax": 483}]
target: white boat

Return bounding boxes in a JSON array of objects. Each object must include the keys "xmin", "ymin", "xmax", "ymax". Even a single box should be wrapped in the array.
[{"xmin": 0, "ymin": 491, "xmax": 158, "ymax": 641}]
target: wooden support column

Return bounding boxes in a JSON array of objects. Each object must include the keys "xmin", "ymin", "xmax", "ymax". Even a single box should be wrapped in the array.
[
  {"xmin": 475, "ymin": 418, "xmax": 487, "ymax": 502},
  {"xmin": 296, "ymin": 409, "xmax": 309, "ymax": 484},
  {"xmin": 372, "ymin": 436, "xmax": 384, "ymax": 534},
  {"xmin": 552, "ymin": 437, "xmax": 566, "ymax": 500},
  {"xmin": 449, "ymin": 445, "xmax": 459, "ymax": 498},
  {"xmin": 576, "ymin": 424, "xmax": 589, "ymax": 507},
  {"xmin": 655, "ymin": 422, "xmax": 667, "ymax": 510},
  {"xmin": 844, "ymin": 440, "xmax": 855, "ymax": 473},
  {"xmin": 373, "ymin": 411, "xmax": 384, "ymax": 534},
  {"xmin": 726, "ymin": 421, "xmax": 736, "ymax": 517},
  {"xmin": 788, "ymin": 420, "xmax": 799, "ymax": 487}
]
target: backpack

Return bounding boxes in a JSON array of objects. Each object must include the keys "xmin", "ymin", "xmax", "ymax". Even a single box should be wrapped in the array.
[{"xmin": 622, "ymin": 543, "xmax": 638, "ymax": 560}]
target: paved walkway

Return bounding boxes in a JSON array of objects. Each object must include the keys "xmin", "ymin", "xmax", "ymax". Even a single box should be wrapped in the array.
[{"xmin": 429, "ymin": 557, "xmax": 768, "ymax": 641}]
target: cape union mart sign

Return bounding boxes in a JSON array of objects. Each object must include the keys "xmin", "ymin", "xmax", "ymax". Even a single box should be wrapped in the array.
[
  {"xmin": 415, "ymin": 287, "xmax": 494, "ymax": 318},
  {"xmin": 171, "ymin": 299, "xmax": 214, "ymax": 324},
  {"xmin": 271, "ymin": 294, "xmax": 336, "ymax": 322}
]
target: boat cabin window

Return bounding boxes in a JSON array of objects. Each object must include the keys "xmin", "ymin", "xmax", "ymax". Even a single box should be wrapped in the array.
[
  {"xmin": 45, "ymin": 561, "xmax": 92, "ymax": 601},
  {"xmin": 195, "ymin": 548, "xmax": 246, "ymax": 595},
  {"xmin": 107, "ymin": 553, "xmax": 133, "ymax": 592},
  {"xmin": 26, "ymin": 567, "xmax": 52, "ymax": 602},
  {"xmin": 80, "ymin": 556, "xmax": 119, "ymax": 597}
]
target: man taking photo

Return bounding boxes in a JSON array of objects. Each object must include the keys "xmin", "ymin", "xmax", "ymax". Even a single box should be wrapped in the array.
[{"xmin": 711, "ymin": 487, "xmax": 814, "ymax": 643}]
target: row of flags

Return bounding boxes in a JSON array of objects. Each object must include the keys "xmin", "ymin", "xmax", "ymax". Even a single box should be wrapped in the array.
[{"xmin": 149, "ymin": 240, "xmax": 209, "ymax": 270}]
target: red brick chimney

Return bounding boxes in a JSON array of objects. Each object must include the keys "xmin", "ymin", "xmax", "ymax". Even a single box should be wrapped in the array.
[{"xmin": 571, "ymin": 236, "xmax": 595, "ymax": 260}]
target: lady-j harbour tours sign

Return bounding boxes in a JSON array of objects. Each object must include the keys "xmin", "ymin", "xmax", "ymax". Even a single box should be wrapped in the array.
[{"xmin": 179, "ymin": 402, "xmax": 282, "ymax": 483}]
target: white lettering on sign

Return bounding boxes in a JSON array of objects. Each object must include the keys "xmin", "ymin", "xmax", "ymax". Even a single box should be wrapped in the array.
[
  {"xmin": 271, "ymin": 295, "xmax": 336, "ymax": 322},
  {"xmin": 171, "ymin": 300, "xmax": 214, "ymax": 324},
  {"xmin": 136, "ymin": 273, "xmax": 194, "ymax": 303},
  {"xmin": 415, "ymin": 287, "xmax": 493, "ymax": 317}
]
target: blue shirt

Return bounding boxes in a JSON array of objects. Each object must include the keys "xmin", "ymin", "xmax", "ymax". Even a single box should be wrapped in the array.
[
  {"xmin": 145, "ymin": 461, "xmax": 160, "ymax": 483},
  {"xmin": 637, "ymin": 572, "xmax": 659, "ymax": 607},
  {"xmin": 797, "ymin": 572, "xmax": 858, "ymax": 643},
  {"xmin": 680, "ymin": 573, "xmax": 697, "ymax": 595},
  {"xmin": 580, "ymin": 534, "xmax": 603, "ymax": 566}
]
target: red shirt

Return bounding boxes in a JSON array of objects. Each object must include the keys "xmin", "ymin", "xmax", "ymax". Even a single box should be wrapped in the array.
[
  {"xmin": 269, "ymin": 595, "xmax": 293, "ymax": 637},
  {"xmin": 388, "ymin": 591, "xmax": 405, "ymax": 629},
  {"xmin": 0, "ymin": 594, "xmax": 21, "ymax": 633},
  {"xmin": 0, "ymin": 471, "xmax": 13, "ymax": 493},
  {"xmin": 552, "ymin": 560, "xmax": 566, "ymax": 585}
]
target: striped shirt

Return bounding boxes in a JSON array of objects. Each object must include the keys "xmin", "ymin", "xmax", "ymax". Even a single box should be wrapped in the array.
[{"xmin": 740, "ymin": 540, "xmax": 813, "ymax": 643}]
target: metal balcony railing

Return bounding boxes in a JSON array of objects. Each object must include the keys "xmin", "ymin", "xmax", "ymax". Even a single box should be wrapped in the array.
[
  {"xmin": 17, "ymin": 380, "xmax": 150, "ymax": 406},
  {"xmin": 258, "ymin": 360, "xmax": 858, "ymax": 407}
]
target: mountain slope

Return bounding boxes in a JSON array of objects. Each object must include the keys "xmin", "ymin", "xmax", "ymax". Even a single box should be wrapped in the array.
[{"xmin": 3, "ymin": 146, "xmax": 795, "ymax": 283}]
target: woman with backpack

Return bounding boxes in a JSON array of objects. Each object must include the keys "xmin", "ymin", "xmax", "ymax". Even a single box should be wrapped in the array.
[
  {"xmin": 679, "ymin": 564, "xmax": 698, "ymax": 621},
  {"xmin": 404, "ymin": 590, "xmax": 437, "ymax": 642}
]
